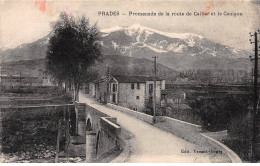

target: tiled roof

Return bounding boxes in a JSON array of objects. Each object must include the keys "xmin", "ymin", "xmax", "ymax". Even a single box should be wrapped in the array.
[{"xmin": 113, "ymin": 75, "xmax": 162, "ymax": 83}]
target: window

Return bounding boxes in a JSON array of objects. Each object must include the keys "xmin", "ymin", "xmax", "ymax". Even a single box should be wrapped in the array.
[
  {"xmin": 137, "ymin": 83, "xmax": 140, "ymax": 89},
  {"xmin": 112, "ymin": 84, "xmax": 117, "ymax": 92},
  {"xmin": 162, "ymin": 94, "xmax": 166, "ymax": 99},
  {"xmin": 149, "ymin": 96, "xmax": 153, "ymax": 103},
  {"xmin": 131, "ymin": 83, "xmax": 134, "ymax": 89},
  {"xmin": 136, "ymin": 96, "xmax": 139, "ymax": 99},
  {"xmin": 149, "ymin": 84, "xmax": 153, "ymax": 93}
]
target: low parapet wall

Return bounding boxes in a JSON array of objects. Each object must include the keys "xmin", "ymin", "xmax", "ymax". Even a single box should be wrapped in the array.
[
  {"xmin": 0, "ymin": 99, "xmax": 53, "ymax": 106},
  {"xmin": 0, "ymin": 104, "xmax": 74, "ymax": 121},
  {"xmin": 156, "ymin": 116, "xmax": 202, "ymax": 133},
  {"xmin": 107, "ymin": 103, "xmax": 153, "ymax": 123},
  {"xmin": 200, "ymin": 133, "xmax": 242, "ymax": 163},
  {"xmin": 106, "ymin": 103, "xmax": 242, "ymax": 163},
  {"xmin": 84, "ymin": 104, "xmax": 123, "ymax": 161}
]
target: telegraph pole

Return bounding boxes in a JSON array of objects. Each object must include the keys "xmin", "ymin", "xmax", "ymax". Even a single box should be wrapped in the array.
[
  {"xmin": 249, "ymin": 30, "xmax": 260, "ymax": 162},
  {"xmin": 19, "ymin": 72, "xmax": 22, "ymax": 86},
  {"xmin": 153, "ymin": 56, "xmax": 157, "ymax": 124}
]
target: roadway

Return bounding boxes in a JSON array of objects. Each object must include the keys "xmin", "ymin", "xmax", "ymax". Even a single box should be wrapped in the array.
[{"xmin": 79, "ymin": 92, "xmax": 230, "ymax": 163}]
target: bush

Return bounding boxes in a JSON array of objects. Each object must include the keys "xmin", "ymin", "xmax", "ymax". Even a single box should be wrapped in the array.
[
  {"xmin": 188, "ymin": 95, "xmax": 252, "ymax": 131},
  {"xmin": 51, "ymin": 92, "xmax": 73, "ymax": 104},
  {"xmin": 189, "ymin": 94, "xmax": 254, "ymax": 161}
]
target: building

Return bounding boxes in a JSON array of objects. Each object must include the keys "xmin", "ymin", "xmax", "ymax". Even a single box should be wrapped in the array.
[
  {"xmin": 38, "ymin": 69, "xmax": 56, "ymax": 86},
  {"xmin": 0, "ymin": 75, "xmax": 40, "ymax": 86},
  {"xmin": 90, "ymin": 75, "xmax": 165, "ymax": 112},
  {"xmin": 0, "ymin": 65, "xmax": 55, "ymax": 87}
]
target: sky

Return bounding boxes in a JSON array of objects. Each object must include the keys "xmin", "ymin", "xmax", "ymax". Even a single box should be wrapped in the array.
[{"xmin": 0, "ymin": 0, "xmax": 260, "ymax": 51}]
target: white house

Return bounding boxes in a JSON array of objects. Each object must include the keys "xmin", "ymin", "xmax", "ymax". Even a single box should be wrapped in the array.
[{"xmin": 90, "ymin": 75, "xmax": 165, "ymax": 112}]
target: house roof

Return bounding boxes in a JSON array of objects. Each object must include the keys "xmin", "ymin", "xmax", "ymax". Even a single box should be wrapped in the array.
[
  {"xmin": 92, "ymin": 77, "xmax": 109, "ymax": 83},
  {"xmin": 112, "ymin": 75, "xmax": 162, "ymax": 83}
]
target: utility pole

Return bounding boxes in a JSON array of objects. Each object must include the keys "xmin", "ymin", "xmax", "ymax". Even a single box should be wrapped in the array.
[
  {"xmin": 106, "ymin": 65, "xmax": 111, "ymax": 78},
  {"xmin": 19, "ymin": 72, "xmax": 22, "ymax": 86},
  {"xmin": 153, "ymin": 56, "xmax": 157, "ymax": 124},
  {"xmin": 249, "ymin": 30, "xmax": 260, "ymax": 162}
]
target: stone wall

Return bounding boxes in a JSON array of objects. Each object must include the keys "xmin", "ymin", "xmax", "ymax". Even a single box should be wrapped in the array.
[
  {"xmin": 0, "ymin": 99, "xmax": 53, "ymax": 106},
  {"xmin": 156, "ymin": 116, "xmax": 202, "ymax": 132},
  {"xmin": 0, "ymin": 104, "xmax": 75, "ymax": 159},
  {"xmin": 84, "ymin": 104, "xmax": 122, "ymax": 161},
  {"xmin": 107, "ymin": 103, "xmax": 154, "ymax": 124},
  {"xmin": 106, "ymin": 102, "xmax": 242, "ymax": 163},
  {"xmin": 0, "ymin": 104, "xmax": 74, "ymax": 121}
]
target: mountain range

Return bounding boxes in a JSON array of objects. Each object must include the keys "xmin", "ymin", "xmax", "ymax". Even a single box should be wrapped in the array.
[
  {"xmin": 0, "ymin": 24, "xmax": 252, "ymax": 77},
  {"xmin": 100, "ymin": 24, "xmax": 252, "ymax": 72}
]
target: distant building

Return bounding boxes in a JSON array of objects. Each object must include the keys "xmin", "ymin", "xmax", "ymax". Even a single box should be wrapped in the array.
[
  {"xmin": 160, "ymin": 88, "xmax": 189, "ymax": 107},
  {"xmin": 0, "ymin": 66, "xmax": 55, "ymax": 87},
  {"xmin": 38, "ymin": 69, "xmax": 55, "ymax": 86},
  {"xmin": 0, "ymin": 75, "xmax": 40, "ymax": 86},
  {"xmin": 90, "ymin": 75, "xmax": 165, "ymax": 112}
]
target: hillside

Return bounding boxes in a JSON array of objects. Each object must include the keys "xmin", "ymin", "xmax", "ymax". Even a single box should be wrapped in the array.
[
  {"xmin": 0, "ymin": 36, "xmax": 49, "ymax": 63},
  {"xmin": 92, "ymin": 55, "xmax": 178, "ymax": 82},
  {"xmin": 0, "ymin": 24, "xmax": 252, "ymax": 73},
  {"xmin": 100, "ymin": 24, "xmax": 252, "ymax": 72},
  {"xmin": 1, "ymin": 55, "xmax": 178, "ymax": 83}
]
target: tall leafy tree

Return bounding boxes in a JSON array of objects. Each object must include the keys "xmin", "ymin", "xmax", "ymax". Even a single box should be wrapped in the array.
[{"xmin": 46, "ymin": 12, "xmax": 102, "ymax": 101}]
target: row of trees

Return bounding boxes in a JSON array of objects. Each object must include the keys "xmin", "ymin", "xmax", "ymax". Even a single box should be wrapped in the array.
[
  {"xmin": 188, "ymin": 94, "xmax": 253, "ymax": 160},
  {"xmin": 46, "ymin": 13, "xmax": 102, "ymax": 101},
  {"xmin": 178, "ymin": 69, "xmax": 252, "ymax": 84},
  {"xmin": 188, "ymin": 94, "xmax": 252, "ymax": 131}
]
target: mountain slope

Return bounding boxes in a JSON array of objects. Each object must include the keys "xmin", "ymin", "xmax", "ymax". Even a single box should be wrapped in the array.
[
  {"xmin": 1, "ymin": 55, "xmax": 178, "ymax": 83},
  {"xmin": 0, "ymin": 35, "xmax": 50, "ymax": 62},
  {"xmin": 101, "ymin": 24, "xmax": 251, "ymax": 71},
  {"xmin": 93, "ymin": 55, "xmax": 178, "ymax": 82},
  {"xmin": 0, "ymin": 24, "xmax": 252, "ymax": 73}
]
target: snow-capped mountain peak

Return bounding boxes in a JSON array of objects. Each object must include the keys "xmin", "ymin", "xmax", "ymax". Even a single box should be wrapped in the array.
[
  {"xmin": 1, "ymin": 24, "xmax": 250, "ymax": 73},
  {"xmin": 100, "ymin": 26, "xmax": 124, "ymax": 34},
  {"xmin": 101, "ymin": 24, "xmax": 204, "ymax": 40},
  {"xmin": 100, "ymin": 24, "xmax": 249, "ymax": 62}
]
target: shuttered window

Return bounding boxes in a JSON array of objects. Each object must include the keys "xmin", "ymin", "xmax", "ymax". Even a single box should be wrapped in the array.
[{"xmin": 131, "ymin": 83, "xmax": 134, "ymax": 89}]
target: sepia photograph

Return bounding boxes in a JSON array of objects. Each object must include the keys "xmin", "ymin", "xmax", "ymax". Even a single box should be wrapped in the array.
[{"xmin": 0, "ymin": 0, "xmax": 260, "ymax": 163}]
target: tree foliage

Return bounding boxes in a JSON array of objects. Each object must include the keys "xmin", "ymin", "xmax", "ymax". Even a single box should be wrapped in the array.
[
  {"xmin": 46, "ymin": 12, "xmax": 102, "ymax": 101},
  {"xmin": 188, "ymin": 95, "xmax": 252, "ymax": 131}
]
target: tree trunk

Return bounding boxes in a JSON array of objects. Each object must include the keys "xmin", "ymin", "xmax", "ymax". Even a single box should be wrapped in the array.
[
  {"xmin": 72, "ymin": 82, "xmax": 80, "ymax": 102},
  {"xmin": 72, "ymin": 80, "xmax": 76, "ymax": 102},
  {"xmin": 75, "ymin": 82, "xmax": 80, "ymax": 102},
  {"xmin": 58, "ymin": 81, "xmax": 62, "ymax": 91},
  {"xmin": 64, "ymin": 82, "xmax": 68, "ymax": 92}
]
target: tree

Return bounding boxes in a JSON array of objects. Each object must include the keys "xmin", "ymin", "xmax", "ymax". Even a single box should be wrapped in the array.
[{"xmin": 46, "ymin": 12, "xmax": 102, "ymax": 101}]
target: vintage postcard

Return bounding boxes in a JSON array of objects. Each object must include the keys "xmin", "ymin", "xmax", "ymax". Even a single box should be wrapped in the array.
[{"xmin": 0, "ymin": 0, "xmax": 260, "ymax": 163}]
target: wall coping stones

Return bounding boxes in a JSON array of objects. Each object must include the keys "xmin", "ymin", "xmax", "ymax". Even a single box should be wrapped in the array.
[
  {"xmin": 200, "ymin": 133, "xmax": 242, "ymax": 163},
  {"xmin": 100, "ymin": 117, "xmax": 120, "ymax": 129},
  {"xmin": 0, "ymin": 104, "xmax": 74, "ymax": 109},
  {"xmin": 106, "ymin": 102, "xmax": 242, "ymax": 163}
]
